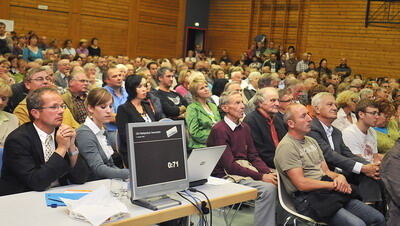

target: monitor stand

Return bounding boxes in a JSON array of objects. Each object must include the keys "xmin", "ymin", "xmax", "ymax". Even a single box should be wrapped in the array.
[{"xmin": 132, "ymin": 195, "xmax": 182, "ymax": 211}]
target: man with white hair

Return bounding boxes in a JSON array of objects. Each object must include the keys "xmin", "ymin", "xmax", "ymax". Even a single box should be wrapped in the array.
[
  {"xmin": 296, "ymin": 52, "xmax": 309, "ymax": 73},
  {"xmin": 308, "ymin": 92, "xmax": 383, "ymax": 205},
  {"xmin": 54, "ymin": 59, "xmax": 71, "ymax": 89},
  {"xmin": 243, "ymin": 71, "xmax": 261, "ymax": 100},
  {"xmin": 244, "ymin": 87, "xmax": 280, "ymax": 168},
  {"xmin": 360, "ymin": 88, "xmax": 374, "ymax": 100},
  {"xmin": 207, "ymin": 91, "xmax": 277, "ymax": 226}
]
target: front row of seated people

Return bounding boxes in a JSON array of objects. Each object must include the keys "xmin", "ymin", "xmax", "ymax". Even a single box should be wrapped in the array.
[{"xmin": 0, "ymin": 75, "xmax": 391, "ymax": 225}]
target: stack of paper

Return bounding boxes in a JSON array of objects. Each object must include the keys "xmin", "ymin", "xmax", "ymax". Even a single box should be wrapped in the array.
[{"xmin": 60, "ymin": 185, "xmax": 129, "ymax": 225}]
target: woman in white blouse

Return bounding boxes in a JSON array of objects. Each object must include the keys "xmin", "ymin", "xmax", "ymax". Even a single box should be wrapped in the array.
[
  {"xmin": 76, "ymin": 88, "xmax": 129, "ymax": 181},
  {"xmin": 61, "ymin": 39, "xmax": 76, "ymax": 60},
  {"xmin": 332, "ymin": 90, "xmax": 359, "ymax": 131}
]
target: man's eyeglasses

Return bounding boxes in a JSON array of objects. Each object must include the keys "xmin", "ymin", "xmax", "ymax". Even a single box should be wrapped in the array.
[
  {"xmin": 364, "ymin": 111, "xmax": 379, "ymax": 116},
  {"xmin": 30, "ymin": 76, "xmax": 52, "ymax": 82},
  {"xmin": 35, "ymin": 104, "xmax": 67, "ymax": 111},
  {"xmin": 73, "ymin": 79, "xmax": 90, "ymax": 83}
]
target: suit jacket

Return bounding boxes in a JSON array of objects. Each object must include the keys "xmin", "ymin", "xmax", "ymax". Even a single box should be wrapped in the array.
[
  {"xmin": 307, "ymin": 118, "xmax": 368, "ymax": 172},
  {"xmin": 273, "ymin": 111, "xmax": 287, "ymax": 141},
  {"xmin": 116, "ymin": 100, "xmax": 157, "ymax": 167},
  {"xmin": 1, "ymin": 123, "xmax": 89, "ymax": 192},
  {"xmin": 243, "ymin": 110, "xmax": 277, "ymax": 168},
  {"xmin": 381, "ymin": 140, "xmax": 400, "ymax": 225},
  {"xmin": 243, "ymin": 88, "xmax": 256, "ymax": 101},
  {"xmin": 54, "ymin": 71, "xmax": 68, "ymax": 88}
]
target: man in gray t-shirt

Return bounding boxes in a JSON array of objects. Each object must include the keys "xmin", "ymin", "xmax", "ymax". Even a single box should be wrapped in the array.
[{"xmin": 274, "ymin": 103, "xmax": 384, "ymax": 225}]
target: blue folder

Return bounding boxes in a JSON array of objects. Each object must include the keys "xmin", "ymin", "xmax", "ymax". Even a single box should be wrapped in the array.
[{"xmin": 45, "ymin": 193, "xmax": 88, "ymax": 207}]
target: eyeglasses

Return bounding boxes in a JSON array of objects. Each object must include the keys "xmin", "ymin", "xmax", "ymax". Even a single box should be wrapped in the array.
[
  {"xmin": 35, "ymin": 104, "xmax": 67, "ymax": 111},
  {"xmin": 364, "ymin": 111, "xmax": 379, "ymax": 116},
  {"xmin": 73, "ymin": 79, "xmax": 90, "ymax": 83},
  {"xmin": 30, "ymin": 76, "xmax": 52, "ymax": 82}
]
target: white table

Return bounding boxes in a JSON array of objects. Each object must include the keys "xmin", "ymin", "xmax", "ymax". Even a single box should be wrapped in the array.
[{"xmin": 0, "ymin": 177, "xmax": 257, "ymax": 226}]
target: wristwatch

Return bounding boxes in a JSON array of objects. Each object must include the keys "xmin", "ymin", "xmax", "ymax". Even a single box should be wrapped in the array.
[{"xmin": 68, "ymin": 150, "xmax": 79, "ymax": 156}]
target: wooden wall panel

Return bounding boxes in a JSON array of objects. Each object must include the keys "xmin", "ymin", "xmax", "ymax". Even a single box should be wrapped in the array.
[
  {"xmin": 9, "ymin": 6, "xmax": 69, "ymax": 40},
  {"xmin": 206, "ymin": 0, "xmax": 252, "ymax": 61},
  {"xmin": 135, "ymin": 0, "xmax": 181, "ymax": 59},
  {"xmin": 301, "ymin": 0, "xmax": 400, "ymax": 78},
  {"xmin": 80, "ymin": 15, "xmax": 128, "ymax": 56},
  {"xmin": 6, "ymin": 0, "xmax": 185, "ymax": 58},
  {"xmin": 208, "ymin": 0, "xmax": 301, "ymax": 61}
]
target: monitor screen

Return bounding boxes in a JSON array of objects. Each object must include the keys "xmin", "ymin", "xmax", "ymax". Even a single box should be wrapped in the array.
[{"xmin": 127, "ymin": 121, "xmax": 189, "ymax": 200}]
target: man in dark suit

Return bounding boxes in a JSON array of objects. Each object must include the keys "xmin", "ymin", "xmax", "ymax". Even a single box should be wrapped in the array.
[
  {"xmin": 274, "ymin": 88, "xmax": 292, "ymax": 140},
  {"xmin": 307, "ymin": 92, "xmax": 383, "ymax": 203},
  {"xmin": 2, "ymin": 87, "xmax": 88, "ymax": 192},
  {"xmin": 244, "ymin": 87, "xmax": 280, "ymax": 168}
]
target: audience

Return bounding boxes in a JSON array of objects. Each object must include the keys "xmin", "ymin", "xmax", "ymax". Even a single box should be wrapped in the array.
[
  {"xmin": 2, "ymin": 87, "xmax": 89, "ymax": 191},
  {"xmin": 373, "ymin": 99, "xmax": 399, "ymax": 153},
  {"xmin": 186, "ymin": 78, "xmax": 220, "ymax": 149},
  {"xmin": 332, "ymin": 90, "xmax": 359, "ymax": 131},
  {"xmin": 207, "ymin": 91, "xmax": 277, "ymax": 226},
  {"xmin": 22, "ymin": 35, "xmax": 43, "ymax": 62},
  {"xmin": 0, "ymin": 29, "xmax": 399, "ymax": 224},
  {"xmin": 76, "ymin": 88, "xmax": 128, "ymax": 180},
  {"xmin": 0, "ymin": 79, "xmax": 18, "ymax": 147},
  {"xmin": 244, "ymin": 88, "xmax": 280, "ymax": 168},
  {"xmin": 274, "ymin": 103, "xmax": 385, "ymax": 225},
  {"xmin": 103, "ymin": 67, "xmax": 128, "ymax": 149},
  {"xmin": 308, "ymin": 92, "xmax": 383, "ymax": 205},
  {"xmin": 54, "ymin": 59, "xmax": 71, "ymax": 89},
  {"xmin": 343, "ymin": 99, "xmax": 382, "ymax": 166},
  {"xmin": 116, "ymin": 75, "xmax": 157, "ymax": 166},
  {"xmin": 62, "ymin": 71, "xmax": 89, "ymax": 124},
  {"xmin": 13, "ymin": 67, "xmax": 79, "ymax": 129},
  {"xmin": 155, "ymin": 67, "xmax": 188, "ymax": 120}
]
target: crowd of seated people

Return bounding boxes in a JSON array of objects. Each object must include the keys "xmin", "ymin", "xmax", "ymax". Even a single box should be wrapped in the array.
[{"xmin": 1, "ymin": 22, "xmax": 400, "ymax": 225}]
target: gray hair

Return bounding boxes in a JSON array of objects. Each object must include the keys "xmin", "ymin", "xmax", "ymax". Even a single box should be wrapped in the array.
[
  {"xmin": 252, "ymin": 87, "xmax": 278, "ymax": 107},
  {"xmin": 223, "ymin": 81, "xmax": 241, "ymax": 92},
  {"xmin": 219, "ymin": 91, "xmax": 241, "ymax": 107},
  {"xmin": 156, "ymin": 67, "xmax": 172, "ymax": 80},
  {"xmin": 248, "ymin": 71, "xmax": 261, "ymax": 81},
  {"xmin": 311, "ymin": 92, "xmax": 333, "ymax": 108},
  {"xmin": 24, "ymin": 67, "xmax": 47, "ymax": 82},
  {"xmin": 360, "ymin": 88, "xmax": 373, "ymax": 99},
  {"xmin": 27, "ymin": 87, "xmax": 59, "ymax": 121}
]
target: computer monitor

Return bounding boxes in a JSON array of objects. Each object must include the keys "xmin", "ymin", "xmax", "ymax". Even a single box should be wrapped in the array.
[{"xmin": 127, "ymin": 120, "xmax": 189, "ymax": 202}]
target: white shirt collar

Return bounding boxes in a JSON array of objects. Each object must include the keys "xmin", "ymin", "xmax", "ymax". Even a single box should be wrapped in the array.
[
  {"xmin": 247, "ymin": 84, "xmax": 256, "ymax": 92},
  {"xmin": 224, "ymin": 116, "xmax": 241, "ymax": 131},
  {"xmin": 33, "ymin": 122, "xmax": 55, "ymax": 142},
  {"xmin": 319, "ymin": 119, "xmax": 333, "ymax": 136},
  {"xmin": 84, "ymin": 117, "xmax": 104, "ymax": 135}
]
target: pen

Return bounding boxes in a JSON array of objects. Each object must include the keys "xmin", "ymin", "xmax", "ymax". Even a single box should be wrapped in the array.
[{"xmin": 48, "ymin": 198, "xmax": 64, "ymax": 204}]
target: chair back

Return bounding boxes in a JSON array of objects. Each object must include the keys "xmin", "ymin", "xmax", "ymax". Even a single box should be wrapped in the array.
[{"xmin": 277, "ymin": 173, "xmax": 327, "ymax": 225}]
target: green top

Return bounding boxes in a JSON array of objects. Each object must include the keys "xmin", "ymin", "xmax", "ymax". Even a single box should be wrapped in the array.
[
  {"xmin": 376, "ymin": 119, "xmax": 400, "ymax": 154},
  {"xmin": 185, "ymin": 101, "xmax": 221, "ymax": 149}
]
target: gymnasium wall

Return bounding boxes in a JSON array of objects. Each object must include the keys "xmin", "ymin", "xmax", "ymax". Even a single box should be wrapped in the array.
[
  {"xmin": 1, "ymin": 0, "xmax": 186, "ymax": 58},
  {"xmin": 207, "ymin": 0, "xmax": 400, "ymax": 78}
]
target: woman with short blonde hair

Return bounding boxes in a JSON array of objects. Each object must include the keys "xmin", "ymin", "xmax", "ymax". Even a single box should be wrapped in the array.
[
  {"xmin": 185, "ymin": 78, "xmax": 221, "ymax": 149},
  {"xmin": 332, "ymin": 90, "xmax": 360, "ymax": 131},
  {"xmin": 0, "ymin": 78, "xmax": 18, "ymax": 147}
]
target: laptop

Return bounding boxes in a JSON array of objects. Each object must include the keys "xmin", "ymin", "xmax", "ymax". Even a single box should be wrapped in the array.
[{"xmin": 187, "ymin": 145, "xmax": 226, "ymax": 187}]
